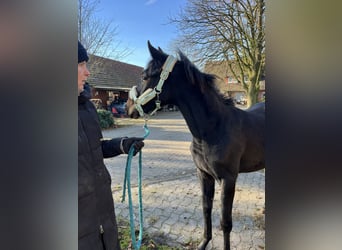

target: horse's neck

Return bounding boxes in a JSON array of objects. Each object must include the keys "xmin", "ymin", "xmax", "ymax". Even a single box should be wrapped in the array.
[{"xmin": 176, "ymin": 92, "xmax": 226, "ymax": 141}]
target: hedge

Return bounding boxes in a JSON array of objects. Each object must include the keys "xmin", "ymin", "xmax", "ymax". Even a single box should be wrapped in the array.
[{"xmin": 97, "ymin": 109, "xmax": 115, "ymax": 129}]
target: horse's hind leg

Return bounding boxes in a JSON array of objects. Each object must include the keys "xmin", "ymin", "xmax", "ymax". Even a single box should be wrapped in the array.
[
  {"xmin": 221, "ymin": 174, "xmax": 237, "ymax": 250},
  {"xmin": 197, "ymin": 169, "xmax": 215, "ymax": 250}
]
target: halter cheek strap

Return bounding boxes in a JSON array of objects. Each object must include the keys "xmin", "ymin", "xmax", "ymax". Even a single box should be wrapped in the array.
[{"xmin": 129, "ymin": 55, "xmax": 177, "ymax": 118}]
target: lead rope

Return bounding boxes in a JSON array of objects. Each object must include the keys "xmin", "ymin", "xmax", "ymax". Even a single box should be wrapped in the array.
[{"xmin": 121, "ymin": 120, "xmax": 150, "ymax": 250}]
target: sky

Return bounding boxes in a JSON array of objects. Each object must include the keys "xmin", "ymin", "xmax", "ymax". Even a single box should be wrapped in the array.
[{"xmin": 96, "ymin": 0, "xmax": 188, "ymax": 67}]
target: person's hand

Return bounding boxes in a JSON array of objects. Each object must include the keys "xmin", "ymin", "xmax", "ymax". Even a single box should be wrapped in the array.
[{"xmin": 121, "ymin": 137, "xmax": 145, "ymax": 156}]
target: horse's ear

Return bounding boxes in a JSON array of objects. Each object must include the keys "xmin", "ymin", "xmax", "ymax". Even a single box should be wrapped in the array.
[{"xmin": 147, "ymin": 40, "xmax": 166, "ymax": 61}]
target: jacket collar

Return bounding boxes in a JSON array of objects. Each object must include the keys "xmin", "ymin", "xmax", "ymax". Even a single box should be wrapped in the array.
[{"xmin": 78, "ymin": 83, "xmax": 91, "ymax": 104}]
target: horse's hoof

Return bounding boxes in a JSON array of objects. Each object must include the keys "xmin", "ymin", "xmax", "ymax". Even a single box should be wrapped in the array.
[{"xmin": 197, "ymin": 240, "xmax": 209, "ymax": 250}]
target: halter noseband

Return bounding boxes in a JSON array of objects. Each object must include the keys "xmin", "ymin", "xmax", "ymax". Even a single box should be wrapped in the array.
[{"xmin": 129, "ymin": 55, "xmax": 177, "ymax": 118}]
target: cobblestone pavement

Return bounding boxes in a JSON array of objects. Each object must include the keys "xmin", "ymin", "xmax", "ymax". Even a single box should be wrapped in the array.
[{"xmin": 102, "ymin": 111, "xmax": 265, "ymax": 250}]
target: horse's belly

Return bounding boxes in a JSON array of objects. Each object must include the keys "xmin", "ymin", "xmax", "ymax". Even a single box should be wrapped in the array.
[{"xmin": 239, "ymin": 155, "xmax": 264, "ymax": 172}]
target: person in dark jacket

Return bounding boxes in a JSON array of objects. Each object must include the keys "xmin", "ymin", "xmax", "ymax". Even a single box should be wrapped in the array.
[{"xmin": 78, "ymin": 41, "xmax": 144, "ymax": 250}]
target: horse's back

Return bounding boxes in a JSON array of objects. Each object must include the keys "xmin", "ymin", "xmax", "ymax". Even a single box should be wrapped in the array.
[
  {"xmin": 246, "ymin": 102, "xmax": 265, "ymax": 112},
  {"xmin": 246, "ymin": 102, "xmax": 265, "ymax": 114}
]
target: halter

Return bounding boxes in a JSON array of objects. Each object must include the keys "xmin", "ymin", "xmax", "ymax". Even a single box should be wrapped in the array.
[{"xmin": 129, "ymin": 55, "xmax": 177, "ymax": 118}]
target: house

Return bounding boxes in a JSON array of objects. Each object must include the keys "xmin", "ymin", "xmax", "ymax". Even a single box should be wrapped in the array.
[
  {"xmin": 203, "ymin": 61, "xmax": 265, "ymax": 103},
  {"xmin": 86, "ymin": 54, "xmax": 144, "ymax": 109}
]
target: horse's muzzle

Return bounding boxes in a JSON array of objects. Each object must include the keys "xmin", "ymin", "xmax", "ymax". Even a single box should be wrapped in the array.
[{"xmin": 126, "ymin": 97, "xmax": 141, "ymax": 118}]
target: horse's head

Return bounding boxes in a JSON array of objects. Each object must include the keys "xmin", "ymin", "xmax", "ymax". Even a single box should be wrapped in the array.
[{"xmin": 126, "ymin": 41, "xmax": 178, "ymax": 118}]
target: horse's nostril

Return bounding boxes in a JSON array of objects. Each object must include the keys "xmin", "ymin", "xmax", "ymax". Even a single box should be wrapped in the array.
[{"xmin": 132, "ymin": 110, "xmax": 140, "ymax": 119}]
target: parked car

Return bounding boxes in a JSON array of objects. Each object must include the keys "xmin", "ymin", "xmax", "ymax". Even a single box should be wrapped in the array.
[
  {"xmin": 109, "ymin": 101, "xmax": 127, "ymax": 117},
  {"xmin": 235, "ymin": 96, "xmax": 247, "ymax": 105}
]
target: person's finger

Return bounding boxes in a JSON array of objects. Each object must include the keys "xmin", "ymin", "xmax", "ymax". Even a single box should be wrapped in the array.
[
  {"xmin": 133, "ymin": 141, "xmax": 144, "ymax": 155},
  {"xmin": 133, "ymin": 144, "xmax": 142, "ymax": 152},
  {"xmin": 135, "ymin": 141, "xmax": 144, "ymax": 149}
]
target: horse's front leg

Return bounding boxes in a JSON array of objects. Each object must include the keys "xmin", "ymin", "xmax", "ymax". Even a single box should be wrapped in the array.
[
  {"xmin": 196, "ymin": 169, "xmax": 215, "ymax": 250},
  {"xmin": 221, "ymin": 173, "xmax": 237, "ymax": 250}
]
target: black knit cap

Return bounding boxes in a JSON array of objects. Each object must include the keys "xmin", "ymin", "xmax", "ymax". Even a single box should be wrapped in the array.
[{"xmin": 78, "ymin": 41, "xmax": 89, "ymax": 63}]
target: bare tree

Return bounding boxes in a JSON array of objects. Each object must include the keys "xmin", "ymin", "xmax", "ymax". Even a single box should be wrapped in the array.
[
  {"xmin": 78, "ymin": 0, "xmax": 131, "ymax": 60},
  {"xmin": 170, "ymin": 0, "xmax": 265, "ymax": 107}
]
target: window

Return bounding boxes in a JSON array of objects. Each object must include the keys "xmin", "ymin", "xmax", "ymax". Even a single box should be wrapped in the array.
[{"xmin": 226, "ymin": 76, "xmax": 238, "ymax": 84}]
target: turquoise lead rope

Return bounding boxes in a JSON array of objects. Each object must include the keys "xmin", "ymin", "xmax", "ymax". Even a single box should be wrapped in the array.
[{"xmin": 121, "ymin": 122, "xmax": 150, "ymax": 250}]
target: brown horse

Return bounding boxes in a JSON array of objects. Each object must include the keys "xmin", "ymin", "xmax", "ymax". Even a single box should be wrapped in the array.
[{"xmin": 127, "ymin": 41, "xmax": 265, "ymax": 250}]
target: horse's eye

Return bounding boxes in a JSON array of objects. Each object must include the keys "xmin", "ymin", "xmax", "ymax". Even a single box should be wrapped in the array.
[{"xmin": 141, "ymin": 71, "xmax": 149, "ymax": 81}]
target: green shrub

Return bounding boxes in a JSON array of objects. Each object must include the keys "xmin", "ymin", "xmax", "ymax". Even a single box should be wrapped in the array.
[{"xmin": 97, "ymin": 109, "xmax": 114, "ymax": 129}]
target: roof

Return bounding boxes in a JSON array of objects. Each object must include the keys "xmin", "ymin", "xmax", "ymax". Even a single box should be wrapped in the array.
[
  {"xmin": 204, "ymin": 60, "xmax": 243, "ymax": 78},
  {"xmin": 204, "ymin": 60, "xmax": 265, "ymax": 92},
  {"xmin": 204, "ymin": 61, "xmax": 244, "ymax": 93},
  {"xmin": 86, "ymin": 54, "xmax": 144, "ymax": 90}
]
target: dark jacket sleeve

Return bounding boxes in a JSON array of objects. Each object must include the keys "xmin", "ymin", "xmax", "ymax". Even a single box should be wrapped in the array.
[{"xmin": 101, "ymin": 138, "xmax": 123, "ymax": 158}]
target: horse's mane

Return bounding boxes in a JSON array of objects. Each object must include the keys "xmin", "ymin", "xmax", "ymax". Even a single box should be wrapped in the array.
[{"xmin": 178, "ymin": 51, "xmax": 234, "ymax": 107}]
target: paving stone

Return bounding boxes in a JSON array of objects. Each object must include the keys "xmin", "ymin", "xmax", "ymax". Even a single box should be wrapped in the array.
[{"xmin": 103, "ymin": 111, "xmax": 265, "ymax": 249}]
